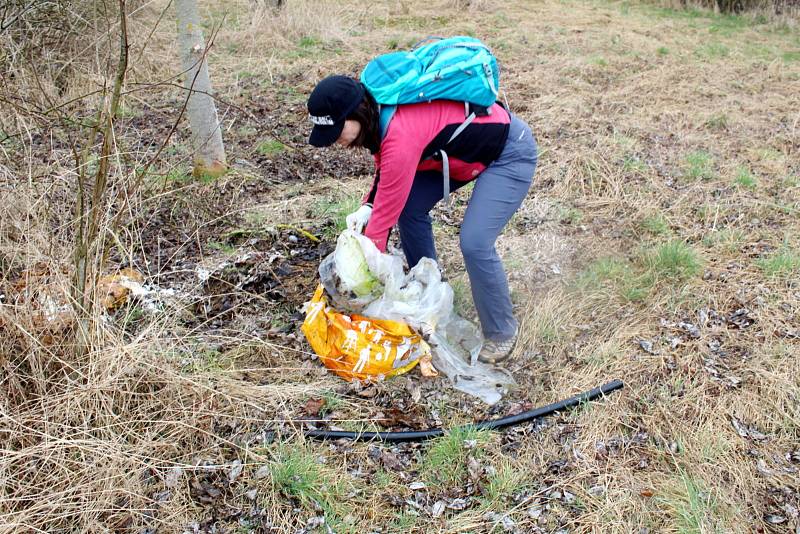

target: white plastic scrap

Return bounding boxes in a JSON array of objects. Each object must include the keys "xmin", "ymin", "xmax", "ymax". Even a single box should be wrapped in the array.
[
  {"xmin": 319, "ymin": 230, "xmax": 516, "ymax": 404},
  {"xmin": 117, "ymin": 278, "xmax": 177, "ymax": 313}
]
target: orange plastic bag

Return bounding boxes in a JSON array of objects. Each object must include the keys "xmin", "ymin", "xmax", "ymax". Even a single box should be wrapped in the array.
[{"xmin": 301, "ymin": 285, "xmax": 432, "ymax": 381}]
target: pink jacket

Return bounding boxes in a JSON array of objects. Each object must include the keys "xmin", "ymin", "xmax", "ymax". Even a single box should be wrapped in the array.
[{"xmin": 363, "ymin": 100, "xmax": 510, "ymax": 251}]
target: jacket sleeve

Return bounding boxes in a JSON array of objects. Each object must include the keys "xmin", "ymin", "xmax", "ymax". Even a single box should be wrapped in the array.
[
  {"xmin": 362, "ymin": 133, "xmax": 425, "ymax": 251},
  {"xmin": 362, "ymin": 106, "xmax": 439, "ymax": 251}
]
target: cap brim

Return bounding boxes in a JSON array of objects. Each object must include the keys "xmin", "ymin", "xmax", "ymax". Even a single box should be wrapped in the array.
[{"xmin": 309, "ymin": 121, "xmax": 344, "ymax": 147}]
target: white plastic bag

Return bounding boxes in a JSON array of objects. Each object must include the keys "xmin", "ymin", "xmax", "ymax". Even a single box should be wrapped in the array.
[{"xmin": 319, "ymin": 230, "xmax": 516, "ymax": 404}]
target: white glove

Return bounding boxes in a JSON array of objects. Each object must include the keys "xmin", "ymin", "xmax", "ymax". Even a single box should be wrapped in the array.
[{"xmin": 346, "ymin": 204, "xmax": 373, "ymax": 234}]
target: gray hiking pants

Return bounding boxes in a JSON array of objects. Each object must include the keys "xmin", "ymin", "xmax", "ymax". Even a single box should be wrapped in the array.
[{"xmin": 398, "ymin": 114, "xmax": 538, "ymax": 342}]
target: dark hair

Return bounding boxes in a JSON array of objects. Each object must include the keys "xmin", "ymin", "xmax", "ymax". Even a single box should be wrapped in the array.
[{"xmin": 346, "ymin": 90, "xmax": 380, "ymax": 154}]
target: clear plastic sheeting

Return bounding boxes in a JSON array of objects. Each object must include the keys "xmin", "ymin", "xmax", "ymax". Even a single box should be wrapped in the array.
[{"xmin": 319, "ymin": 230, "xmax": 516, "ymax": 404}]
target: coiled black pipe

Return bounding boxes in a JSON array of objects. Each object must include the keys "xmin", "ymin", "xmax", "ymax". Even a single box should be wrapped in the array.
[{"xmin": 306, "ymin": 379, "xmax": 624, "ymax": 442}]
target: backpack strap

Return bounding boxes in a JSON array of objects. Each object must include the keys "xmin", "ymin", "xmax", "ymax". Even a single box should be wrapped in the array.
[
  {"xmin": 440, "ymin": 104, "xmax": 476, "ymax": 209},
  {"xmin": 447, "ymin": 104, "xmax": 477, "ymax": 144},
  {"xmin": 378, "ymin": 104, "xmax": 397, "ymax": 140},
  {"xmin": 380, "ymin": 102, "xmax": 479, "ymax": 210}
]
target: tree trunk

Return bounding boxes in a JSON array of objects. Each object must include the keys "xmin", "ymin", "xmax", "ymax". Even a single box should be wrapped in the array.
[{"xmin": 175, "ymin": 0, "xmax": 227, "ymax": 178}]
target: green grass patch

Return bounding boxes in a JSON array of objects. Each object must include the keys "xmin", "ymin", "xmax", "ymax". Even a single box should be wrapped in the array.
[
  {"xmin": 185, "ymin": 348, "xmax": 232, "ymax": 373},
  {"xmin": 757, "ymin": 147, "xmax": 783, "ymax": 161},
  {"xmin": 450, "ymin": 277, "xmax": 473, "ymax": 317},
  {"xmin": 319, "ymin": 391, "xmax": 344, "ymax": 415},
  {"xmin": 158, "ymin": 165, "xmax": 192, "ymax": 185},
  {"xmin": 708, "ymin": 13, "xmax": 752, "ymax": 36},
  {"xmin": 255, "ymin": 139, "xmax": 285, "ymax": 157},
  {"xmin": 696, "ymin": 42, "xmax": 730, "ymax": 59},
  {"xmin": 578, "ymin": 257, "xmax": 631, "ymax": 290},
  {"xmin": 684, "ymin": 151, "xmax": 715, "ymax": 181},
  {"xmin": 701, "ymin": 228, "xmax": 745, "ymax": 252},
  {"xmin": 589, "ymin": 56, "xmax": 608, "ymax": 66},
  {"xmin": 641, "ymin": 213, "xmax": 670, "ymax": 236},
  {"xmin": 312, "ymin": 192, "xmax": 363, "ymax": 239},
  {"xmin": 783, "ymin": 50, "xmax": 800, "ymax": 62},
  {"xmin": 268, "ymin": 442, "xmax": 352, "ymax": 523},
  {"xmin": 757, "ymin": 245, "xmax": 800, "ymax": 278},
  {"xmin": 269, "ymin": 445, "xmax": 326, "ymax": 504},
  {"xmin": 622, "ymin": 155, "xmax": 648, "ymax": 174},
  {"xmin": 372, "ymin": 468, "xmax": 393, "ymax": 489},
  {"xmin": 620, "ymin": 273, "xmax": 655, "ymax": 302},
  {"xmin": 482, "ymin": 460, "xmax": 530, "ymax": 505},
  {"xmin": 642, "ymin": 240, "xmax": 703, "ymax": 281},
  {"xmin": 660, "ymin": 470, "xmax": 722, "ymax": 534},
  {"xmin": 613, "ymin": 133, "xmax": 637, "ymax": 151},
  {"xmin": 657, "ymin": 46, "xmax": 670, "ymax": 56},
  {"xmin": 557, "ymin": 205, "xmax": 584, "ymax": 225},
  {"xmin": 285, "ymin": 35, "xmax": 342, "ymax": 59},
  {"xmin": 705, "ymin": 113, "xmax": 728, "ymax": 130},
  {"xmin": 649, "ymin": 3, "xmax": 755, "ymax": 32},
  {"xmin": 299, "ymin": 36, "xmax": 321, "ymax": 48},
  {"xmin": 733, "ymin": 166, "xmax": 757, "ymax": 190},
  {"xmin": 207, "ymin": 240, "xmax": 236, "ymax": 254},
  {"xmin": 117, "ymin": 103, "xmax": 138, "ymax": 119},
  {"xmin": 374, "ymin": 14, "xmax": 449, "ymax": 30},
  {"xmin": 576, "ymin": 257, "xmax": 651, "ymax": 302},
  {"xmin": 694, "ymin": 205, "xmax": 713, "ymax": 224},
  {"xmin": 120, "ymin": 305, "xmax": 145, "ymax": 330},
  {"xmin": 423, "ymin": 427, "xmax": 491, "ymax": 487},
  {"xmin": 577, "ymin": 241, "xmax": 701, "ymax": 303},
  {"xmin": 387, "ymin": 511, "xmax": 418, "ymax": 532}
]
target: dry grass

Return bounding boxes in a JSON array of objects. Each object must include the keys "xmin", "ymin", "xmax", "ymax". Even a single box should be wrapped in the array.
[{"xmin": 2, "ymin": 0, "xmax": 799, "ymax": 532}]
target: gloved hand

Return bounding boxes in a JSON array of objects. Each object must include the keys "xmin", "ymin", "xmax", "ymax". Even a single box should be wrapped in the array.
[{"xmin": 345, "ymin": 204, "xmax": 373, "ymax": 234}]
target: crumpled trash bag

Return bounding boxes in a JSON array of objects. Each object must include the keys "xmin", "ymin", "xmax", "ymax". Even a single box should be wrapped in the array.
[
  {"xmin": 301, "ymin": 284, "xmax": 430, "ymax": 382},
  {"xmin": 317, "ymin": 230, "xmax": 516, "ymax": 405}
]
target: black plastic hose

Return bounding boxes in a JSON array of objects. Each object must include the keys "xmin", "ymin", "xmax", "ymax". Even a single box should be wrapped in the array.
[{"xmin": 305, "ymin": 379, "xmax": 624, "ymax": 442}]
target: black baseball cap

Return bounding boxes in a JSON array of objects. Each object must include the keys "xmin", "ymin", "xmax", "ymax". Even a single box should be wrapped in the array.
[{"xmin": 307, "ymin": 75, "xmax": 365, "ymax": 147}]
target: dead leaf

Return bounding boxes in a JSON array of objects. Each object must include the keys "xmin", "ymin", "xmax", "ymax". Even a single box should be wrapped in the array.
[
  {"xmin": 731, "ymin": 416, "xmax": 768, "ymax": 441},
  {"xmin": 756, "ymin": 459, "xmax": 772, "ymax": 476},
  {"xmin": 589, "ymin": 485, "xmax": 605, "ymax": 496},
  {"xmin": 727, "ymin": 308, "xmax": 755, "ymax": 329},
  {"xmin": 254, "ymin": 465, "xmax": 270, "ymax": 480},
  {"xmin": 764, "ymin": 514, "xmax": 787, "ymax": 524},
  {"xmin": 467, "ymin": 456, "xmax": 481, "ymax": 481},
  {"xmin": 638, "ymin": 339, "xmax": 658, "ymax": 354},
  {"xmin": 378, "ymin": 407, "xmax": 426, "ymax": 429},
  {"xmin": 431, "ymin": 500, "xmax": 445, "ymax": 518},
  {"xmin": 419, "ymin": 353, "xmax": 438, "ymax": 377},
  {"xmin": 164, "ymin": 467, "xmax": 182, "ymax": 489},
  {"xmin": 506, "ymin": 401, "xmax": 535, "ymax": 416},
  {"xmin": 406, "ymin": 381, "xmax": 422, "ymax": 404},
  {"xmin": 228, "ymin": 460, "xmax": 243, "ymax": 483},
  {"xmin": 640, "ymin": 489, "xmax": 655, "ymax": 497},
  {"xmin": 97, "ymin": 268, "xmax": 144, "ymax": 310},
  {"xmin": 303, "ymin": 397, "xmax": 326, "ymax": 417},
  {"xmin": 447, "ymin": 498, "xmax": 469, "ymax": 510},
  {"xmin": 357, "ymin": 386, "xmax": 379, "ymax": 398},
  {"xmin": 678, "ymin": 321, "xmax": 700, "ymax": 338},
  {"xmin": 379, "ymin": 451, "xmax": 403, "ymax": 471}
]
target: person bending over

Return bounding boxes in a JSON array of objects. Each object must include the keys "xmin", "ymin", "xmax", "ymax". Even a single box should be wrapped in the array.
[{"xmin": 306, "ymin": 75, "xmax": 538, "ymax": 363}]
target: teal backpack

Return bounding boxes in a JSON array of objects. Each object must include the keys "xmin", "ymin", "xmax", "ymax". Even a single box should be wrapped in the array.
[{"xmin": 360, "ymin": 36, "xmax": 502, "ymax": 205}]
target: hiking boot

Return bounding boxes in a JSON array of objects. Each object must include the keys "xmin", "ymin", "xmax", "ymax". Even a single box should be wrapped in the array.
[{"xmin": 478, "ymin": 328, "xmax": 518, "ymax": 364}]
